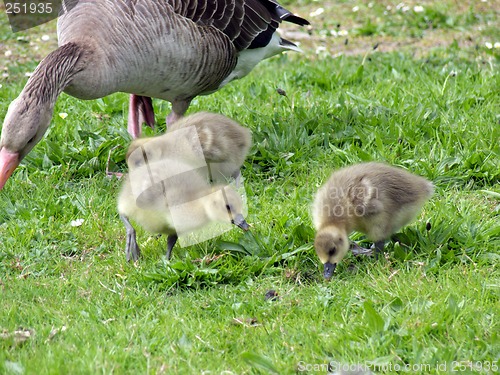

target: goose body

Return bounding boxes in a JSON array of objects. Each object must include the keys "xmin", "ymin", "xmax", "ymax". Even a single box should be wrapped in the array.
[
  {"xmin": 118, "ymin": 157, "xmax": 249, "ymax": 261},
  {"xmin": 128, "ymin": 112, "xmax": 251, "ymax": 183},
  {"xmin": 57, "ymin": 0, "xmax": 239, "ymax": 101},
  {"xmin": 312, "ymin": 162, "xmax": 434, "ymax": 278},
  {"xmin": 0, "ymin": 0, "xmax": 308, "ymax": 189}
]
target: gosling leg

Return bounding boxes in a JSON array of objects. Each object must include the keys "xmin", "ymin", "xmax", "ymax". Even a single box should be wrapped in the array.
[
  {"xmin": 166, "ymin": 234, "xmax": 178, "ymax": 260},
  {"xmin": 120, "ymin": 215, "xmax": 141, "ymax": 262},
  {"xmin": 374, "ymin": 240, "xmax": 385, "ymax": 260},
  {"xmin": 233, "ymin": 170, "xmax": 243, "ymax": 188}
]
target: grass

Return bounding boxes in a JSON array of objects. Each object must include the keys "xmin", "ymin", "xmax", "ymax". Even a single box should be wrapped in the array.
[{"xmin": 1, "ymin": 1, "xmax": 499, "ymax": 374}]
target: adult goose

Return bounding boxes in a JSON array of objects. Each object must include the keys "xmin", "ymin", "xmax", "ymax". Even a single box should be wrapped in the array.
[{"xmin": 0, "ymin": 0, "xmax": 309, "ymax": 190}]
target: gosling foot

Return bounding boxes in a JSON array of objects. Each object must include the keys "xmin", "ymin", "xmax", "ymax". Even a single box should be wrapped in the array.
[
  {"xmin": 120, "ymin": 215, "xmax": 141, "ymax": 262},
  {"xmin": 165, "ymin": 234, "xmax": 178, "ymax": 260},
  {"xmin": 350, "ymin": 242, "xmax": 374, "ymax": 256}
]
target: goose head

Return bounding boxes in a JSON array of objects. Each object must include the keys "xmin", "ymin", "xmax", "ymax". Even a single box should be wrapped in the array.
[
  {"xmin": 314, "ymin": 224, "xmax": 350, "ymax": 279},
  {"xmin": 204, "ymin": 186, "xmax": 249, "ymax": 231},
  {"xmin": 0, "ymin": 42, "xmax": 82, "ymax": 190},
  {"xmin": 0, "ymin": 96, "xmax": 54, "ymax": 189}
]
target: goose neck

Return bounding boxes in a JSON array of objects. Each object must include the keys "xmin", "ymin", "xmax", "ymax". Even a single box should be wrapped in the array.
[{"xmin": 23, "ymin": 42, "xmax": 85, "ymax": 105}]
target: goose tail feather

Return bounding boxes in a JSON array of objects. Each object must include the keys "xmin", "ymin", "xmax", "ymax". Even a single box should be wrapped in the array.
[
  {"xmin": 273, "ymin": 3, "xmax": 310, "ymax": 26},
  {"xmin": 279, "ymin": 11, "xmax": 310, "ymax": 26},
  {"xmin": 280, "ymin": 37, "xmax": 303, "ymax": 53}
]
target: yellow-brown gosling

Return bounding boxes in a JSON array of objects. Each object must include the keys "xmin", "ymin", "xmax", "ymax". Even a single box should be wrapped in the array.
[
  {"xmin": 168, "ymin": 112, "xmax": 251, "ymax": 184},
  {"xmin": 118, "ymin": 157, "xmax": 249, "ymax": 262},
  {"xmin": 312, "ymin": 162, "xmax": 434, "ymax": 279},
  {"xmin": 126, "ymin": 112, "xmax": 251, "ymax": 184}
]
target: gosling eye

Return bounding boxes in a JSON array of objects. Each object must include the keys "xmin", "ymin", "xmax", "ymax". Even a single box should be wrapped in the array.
[
  {"xmin": 328, "ymin": 247, "xmax": 337, "ymax": 256},
  {"xmin": 225, "ymin": 204, "xmax": 232, "ymax": 212}
]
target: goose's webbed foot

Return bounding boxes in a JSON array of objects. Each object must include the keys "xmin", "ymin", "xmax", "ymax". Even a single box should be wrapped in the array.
[{"xmin": 350, "ymin": 241, "xmax": 385, "ymax": 260}]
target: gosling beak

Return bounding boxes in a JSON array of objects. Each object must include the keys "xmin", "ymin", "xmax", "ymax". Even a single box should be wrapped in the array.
[
  {"xmin": 232, "ymin": 214, "xmax": 250, "ymax": 231},
  {"xmin": 0, "ymin": 148, "xmax": 20, "ymax": 190},
  {"xmin": 323, "ymin": 262, "xmax": 336, "ymax": 279}
]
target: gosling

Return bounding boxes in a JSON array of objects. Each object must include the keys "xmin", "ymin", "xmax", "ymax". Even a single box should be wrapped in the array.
[
  {"xmin": 312, "ymin": 162, "xmax": 434, "ymax": 279},
  {"xmin": 127, "ymin": 112, "xmax": 251, "ymax": 184},
  {"xmin": 118, "ymin": 157, "xmax": 249, "ymax": 262}
]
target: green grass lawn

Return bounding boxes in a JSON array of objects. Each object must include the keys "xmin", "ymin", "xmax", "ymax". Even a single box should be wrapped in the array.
[{"xmin": 1, "ymin": 1, "xmax": 499, "ymax": 374}]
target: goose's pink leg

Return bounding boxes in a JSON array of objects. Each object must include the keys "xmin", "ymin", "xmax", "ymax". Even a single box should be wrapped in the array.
[
  {"xmin": 166, "ymin": 100, "xmax": 191, "ymax": 127},
  {"xmin": 128, "ymin": 95, "xmax": 155, "ymax": 139},
  {"xmin": 107, "ymin": 95, "xmax": 155, "ymax": 178}
]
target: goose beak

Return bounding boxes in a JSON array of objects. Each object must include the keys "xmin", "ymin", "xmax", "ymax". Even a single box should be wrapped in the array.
[
  {"xmin": 232, "ymin": 214, "xmax": 250, "ymax": 231},
  {"xmin": 323, "ymin": 262, "xmax": 336, "ymax": 280},
  {"xmin": 0, "ymin": 148, "xmax": 19, "ymax": 190}
]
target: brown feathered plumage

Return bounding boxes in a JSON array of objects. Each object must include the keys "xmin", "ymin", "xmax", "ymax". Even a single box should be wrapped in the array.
[{"xmin": 0, "ymin": 0, "xmax": 308, "ymax": 190}]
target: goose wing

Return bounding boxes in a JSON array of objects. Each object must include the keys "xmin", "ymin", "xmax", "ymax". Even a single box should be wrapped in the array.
[{"xmin": 167, "ymin": 0, "xmax": 309, "ymax": 50}]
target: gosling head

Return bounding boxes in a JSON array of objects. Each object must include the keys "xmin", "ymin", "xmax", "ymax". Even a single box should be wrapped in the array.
[
  {"xmin": 206, "ymin": 186, "xmax": 250, "ymax": 231},
  {"xmin": 126, "ymin": 137, "xmax": 161, "ymax": 170},
  {"xmin": 0, "ymin": 97, "xmax": 54, "ymax": 189},
  {"xmin": 314, "ymin": 225, "xmax": 349, "ymax": 279}
]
